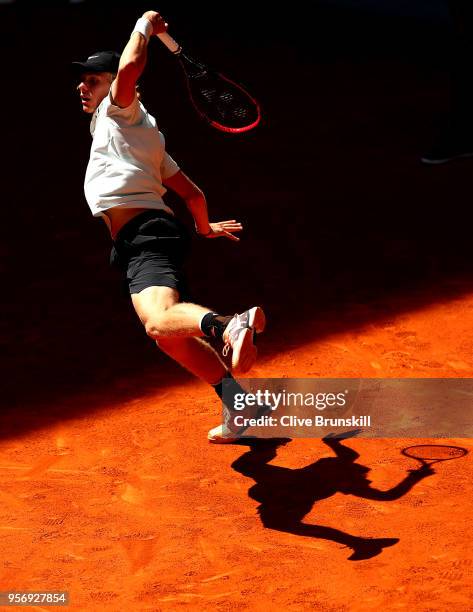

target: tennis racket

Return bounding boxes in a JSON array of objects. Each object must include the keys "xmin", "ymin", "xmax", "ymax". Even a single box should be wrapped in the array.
[
  {"xmin": 157, "ymin": 31, "xmax": 261, "ymax": 133},
  {"xmin": 402, "ymin": 444, "xmax": 467, "ymax": 468}
]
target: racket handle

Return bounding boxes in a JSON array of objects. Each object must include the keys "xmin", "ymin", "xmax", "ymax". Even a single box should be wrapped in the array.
[{"xmin": 157, "ymin": 31, "xmax": 182, "ymax": 55}]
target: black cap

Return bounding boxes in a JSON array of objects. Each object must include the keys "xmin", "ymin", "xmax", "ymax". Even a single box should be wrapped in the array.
[{"xmin": 71, "ymin": 50, "xmax": 120, "ymax": 75}]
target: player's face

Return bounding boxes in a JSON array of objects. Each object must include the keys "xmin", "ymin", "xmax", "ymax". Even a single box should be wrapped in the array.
[{"xmin": 77, "ymin": 72, "xmax": 113, "ymax": 113}]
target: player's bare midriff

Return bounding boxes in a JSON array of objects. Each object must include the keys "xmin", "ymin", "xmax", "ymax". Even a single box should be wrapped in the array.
[{"xmin": 103, "ymin": 207, "xmax": 164, "ymax": 239}]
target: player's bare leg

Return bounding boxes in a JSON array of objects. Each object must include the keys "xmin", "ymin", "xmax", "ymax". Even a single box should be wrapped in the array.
[
  {"xmin": 157, "ymin": 336, "xmax": 227, "ymax": 385},
  {"xmin": 131, "ymin": 286, "xmax": 266, "ymax": 374},
  {"xmin": 131, "ymin": 286, "xmax": 266, "ymax": 443},
  {"xmin": 131, "ymin": 286, "xmax": 213, "ymax": 339},
  {"xmin": 158, "ymin": 335, "xmax": 264, "ymax": 443}
]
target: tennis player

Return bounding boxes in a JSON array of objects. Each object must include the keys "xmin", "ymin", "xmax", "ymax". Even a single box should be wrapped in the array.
[{"xmin": 72, "ymin": 10, "xmax": 265, "ymax": 443}]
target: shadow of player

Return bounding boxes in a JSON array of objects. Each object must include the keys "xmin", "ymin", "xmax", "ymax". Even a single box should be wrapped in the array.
[{"xmin": 231, "ymin": 431, "xmax": 433, "ymax": 560}]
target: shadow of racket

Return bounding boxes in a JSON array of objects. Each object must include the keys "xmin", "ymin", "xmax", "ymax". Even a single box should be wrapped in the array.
[{"xmin": 402, "ymin": 444, "xmax": 468, "ymax": 472}]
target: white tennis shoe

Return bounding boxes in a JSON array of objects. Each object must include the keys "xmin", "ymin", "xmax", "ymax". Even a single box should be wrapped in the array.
[
  {"xmin": 222, "ymin": 306, "xmax": 266, "ymax": 374},
  {"xmin": 207, "ymin": 423, "xmax": 241, "ymax": 444},
  {"xmin": 208, "ymin": 403, "xmax": 272, "ymax": 444}
]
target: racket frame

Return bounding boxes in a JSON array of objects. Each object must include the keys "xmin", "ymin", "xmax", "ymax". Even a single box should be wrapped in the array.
[
  {"xmin": 401, "ymin": 444, "xmax": 467, "ymax": 465},
  {"xmin": 157, "ymin": 31, "xmax": 261, "ymax": 133}
]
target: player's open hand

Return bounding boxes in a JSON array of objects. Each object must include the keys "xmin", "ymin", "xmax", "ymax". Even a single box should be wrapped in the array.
[
  {"xmin": 142, "ymin": 11, "xmax": 168, "ymax": 35},
  {"xmin": 204, "ymin": 220, "xmax": 243, "ymax": 241}
]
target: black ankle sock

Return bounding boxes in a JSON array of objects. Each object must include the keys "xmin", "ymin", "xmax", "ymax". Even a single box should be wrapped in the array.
[
  {"xmin": 212, "ymin": 373, "xmax": 271, "ymax": 431},
  {"xmin": 201, "ymin": 312, "xmax": 233, "ymax": 340},
  {"xmin": 212, "ymin": 372, "xmax": 243, "ymax": 400}
]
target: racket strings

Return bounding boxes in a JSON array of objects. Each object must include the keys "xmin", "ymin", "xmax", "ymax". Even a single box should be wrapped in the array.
[
  {"xmin": 189, "ymin": 76, "xmax": 258, "ymax": 126},
  {"xmin": 180, "ymin": 62, "xmax": 258, "ymax": 127},
  {"xmin": 175, "ymin": 52, "xmax": 260, "ymax": 131}
]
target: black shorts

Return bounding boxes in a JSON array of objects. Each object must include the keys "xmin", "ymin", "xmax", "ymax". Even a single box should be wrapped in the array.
[{"xmin": 109, "ymin": 209, "xmax": 192, "ymax": 299}]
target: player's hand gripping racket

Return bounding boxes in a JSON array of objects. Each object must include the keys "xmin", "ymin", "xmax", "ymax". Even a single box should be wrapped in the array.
[
  {"xmin": 157, "ymin": 30, "xmax": 261, "ymax": 133},
  {"xmin": 402, "ymin": 444, "xmax": 467, "ymax": 472}
]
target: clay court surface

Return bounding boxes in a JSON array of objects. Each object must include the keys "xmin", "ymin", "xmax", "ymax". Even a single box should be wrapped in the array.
[
  {"xmin": 1, "ymin": 284, "xmax": 473, "ymax": 610},
  {"xmin": 1, "ymin": 2, "xmax": 473, "ymax": 610}
]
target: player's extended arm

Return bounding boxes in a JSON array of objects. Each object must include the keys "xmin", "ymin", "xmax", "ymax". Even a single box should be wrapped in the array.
[
  {"xmin": 163, "ymin": 170, "xmax": 211, "ymax": 235},
  {"xmin": 355, "ymin": 464, "xmax": 434, "ymax": 501},
  {"xmin": 112, "ymin": 10, "xmax": 167, "ymax": 109},
  {"xmin": 163, "ymin": 170, "xmax": 242, "ymax": 240}
]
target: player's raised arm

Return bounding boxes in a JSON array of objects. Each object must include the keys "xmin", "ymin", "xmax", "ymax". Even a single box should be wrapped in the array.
[{"xmin": 112, "ymin": 11, "xmax": 168, "ymax": 108}]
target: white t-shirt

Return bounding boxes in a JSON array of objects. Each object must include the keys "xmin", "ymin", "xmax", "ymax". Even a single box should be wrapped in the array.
[{"xmin": 84, "ymin": 92, "xmax": 180, "ymax": 217}]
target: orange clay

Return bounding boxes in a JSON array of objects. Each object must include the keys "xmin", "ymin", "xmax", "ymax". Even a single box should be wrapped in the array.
[{"xmin": 0, "ymin": 284, "xmax": 472, "ymax": 609}]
